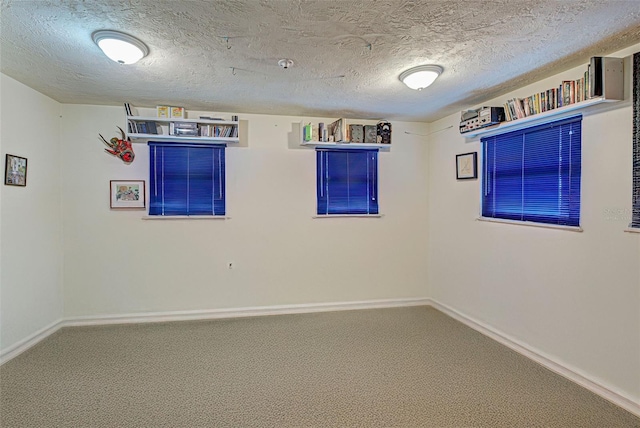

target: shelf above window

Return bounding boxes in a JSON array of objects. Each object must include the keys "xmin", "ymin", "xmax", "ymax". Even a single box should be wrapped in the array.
[
  {"xmin": 297, "ymin": 119, "xmax": 392, "ymax": 150},
  {"xmin": 128, "ymin": 134, "xmax": 239, "ymax": 144},
  {"xmin": 301, "ymin": 141, "xmax": 390, "ymax": 150},
  {"xmin": 461, "ymin": 96, "xmax": 619, "ymax": 139},
  {"xmin": 125, "ymin": 113, "xmax": 239, "ymax": 144},
  {"xmin": 127, "ymin": 116, "xmax": 238, "ymax": 126}
]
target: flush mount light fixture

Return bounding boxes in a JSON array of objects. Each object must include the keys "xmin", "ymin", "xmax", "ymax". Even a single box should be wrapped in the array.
[
  {"xmin": 92, "ymin": 30, "xmax": 149, "ymax": 64},
  {"xmin": 278, "ymin": 59, "xmax": 294, "ymax": 69},
  {"xmin": 399, "ymin": 65, "xmax": 443, "ymax": 90}
]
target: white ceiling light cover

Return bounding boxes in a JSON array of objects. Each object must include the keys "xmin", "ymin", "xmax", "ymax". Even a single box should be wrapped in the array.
[
  {"xmin": 92, "ymin": 30, "xmax": 149, "ymax": 64},
  {"xmin": 399, "ymin": 65, "xmax": 444, "ymax": 90}
]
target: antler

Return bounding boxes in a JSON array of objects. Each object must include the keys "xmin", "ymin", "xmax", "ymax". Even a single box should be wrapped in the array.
[
  {"xmin": 99, "ymin": 134, "xmax": 118, "ymax": 155},
  {"xmin": 99, "ymin": 133, "xmax": 111, "ymax": 147},
  {"xmin": 118, "ymin": 126, "xmax": 127, "ymax": 141}
]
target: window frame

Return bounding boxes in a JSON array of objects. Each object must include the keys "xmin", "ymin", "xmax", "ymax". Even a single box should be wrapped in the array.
[
  {"xmin": 315, "ymin": 148, "xmax": 380, "ymax": 216},
  {"xmin": 631, "ymin": 52, "xmax": 640, "ymax": 229},
  {"xmin": 148, "ymin": 142, "xmax": 226, "ymax": 217},
  {"xmin": 480, "ymin": 115, "xmax": 582, "ymax": 229}
]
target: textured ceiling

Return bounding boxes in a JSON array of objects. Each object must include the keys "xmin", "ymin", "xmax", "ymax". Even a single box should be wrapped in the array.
[{"xmin": 2, "ymin": 0, "xmax": 640, "ymax": 122}]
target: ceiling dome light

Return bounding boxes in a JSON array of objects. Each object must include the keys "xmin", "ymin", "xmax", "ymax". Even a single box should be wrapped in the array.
[
  {"xmin": 92, "ymin": 30, "xmax": 149, "ymax": 64},
  {"xmin": 399, "ymin": 65, "xmax": 443, "ymax": 90}
]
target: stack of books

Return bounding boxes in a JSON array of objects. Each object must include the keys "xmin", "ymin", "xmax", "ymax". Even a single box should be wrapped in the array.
[{"xmin": 127, "ymin": 120, "xmax": 159, "ymax": 134}]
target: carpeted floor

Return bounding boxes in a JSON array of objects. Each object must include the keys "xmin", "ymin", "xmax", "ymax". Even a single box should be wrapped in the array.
[{"xmin": 1, "ymin": 306, "xmax": 638, "ymax": 427}]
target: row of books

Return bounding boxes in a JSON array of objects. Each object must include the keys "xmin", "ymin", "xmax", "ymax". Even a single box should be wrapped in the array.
[
  {"xmin": 128, "ymin": 120, "xmax": 159, "ymax": 134},
  {"xmin": 127, "ymin": 120, "xmax": 238, "ymax": 138},
  {"xmin": 503, "ymin": 68, "xmax": 591, "ymax": 121},
  {"xmin": 199, "ymin": 124, "xmax": 238, "ymax": 138}
]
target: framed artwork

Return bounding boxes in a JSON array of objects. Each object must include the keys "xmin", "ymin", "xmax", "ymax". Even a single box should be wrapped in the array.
[
  {"xmin": 4, "ymin": 154, "xmax": 27, "ymax": 186},
  {"xmin": 456, "ymin": 152, "xmax": 478, "ymax": 180},
  {"xmin": 110, "ymin": 180, "xmax": 145, "ymax": 209}
]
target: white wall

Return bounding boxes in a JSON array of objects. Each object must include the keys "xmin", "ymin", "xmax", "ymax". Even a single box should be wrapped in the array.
[
  {"xmin": 60, "ymin": 106, "xmax": 430, "ymax": 317},
  {"xmin": 0, "ymin": 74, "xmax": 63, "ymax": 353},
  {"xmin": 8, "ymin": 39, "xmax": 638, "ymax": 410},
  {"xmin": 428, "ymin": 44, "xmax": 640, "ymax": 403}
]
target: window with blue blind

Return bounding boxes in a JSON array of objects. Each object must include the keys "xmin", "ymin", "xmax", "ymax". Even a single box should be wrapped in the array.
[
  {"xmin": 632, "ymin": 52, "xmax": 640, "ymax": 228},
  {"xmin": 148, "ymin": 142, "xmax": 225, "ymax": 216},
  {"xmin": 316, "ymin": 149, "xmax": 378, "ymax": 215},
  {"xmin": 481, "ymin": 115, "xmax": 582, "ymax": 227}
]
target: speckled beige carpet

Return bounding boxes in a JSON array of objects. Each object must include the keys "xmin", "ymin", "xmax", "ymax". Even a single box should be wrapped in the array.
[{"xmin": 1, "ymin": 306, "xmax": 639, "ymax": 427}]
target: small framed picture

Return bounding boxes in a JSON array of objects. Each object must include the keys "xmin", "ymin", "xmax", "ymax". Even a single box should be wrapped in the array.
[
  {"xmin": 110, "ymin": 180, "xmax": 145, "ymax": 209},
  {"xmin": 456, "ymin": 152, "xmax": 478, "ymax": 180},
  {"xmin": 5, "ymin": 154, "xmax": 27, "ymax": 186}
]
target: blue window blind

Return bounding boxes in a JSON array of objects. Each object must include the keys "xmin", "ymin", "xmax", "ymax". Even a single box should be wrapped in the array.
[
  {"xmin": 316, "ymin": 149, "xmax": 378, "ymax": 215},
  {"xmin": 632, "ymin": 52, "xmax": 640, "ymax": 228},
  {"xmin": 149, "ymin": 142, "xmax": 225, "ymax": 216},
  {"xmin": 482, "ymin": 115, "xmax": 582, "ymax": 226}
]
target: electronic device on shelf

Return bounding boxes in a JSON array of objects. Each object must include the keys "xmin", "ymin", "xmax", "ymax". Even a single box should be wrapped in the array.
[
  {"xmin": 589, "ymin": 56, "xmax": 623, "ymax": 100},
  {"xmin": 459, "ymin": 106, "xmax": 505, "ymax": 134},
  {"xmin": 364, "ymin": 125, "xmax": 377, "ymax": 144},
  {"xmin": 349, "ymin": 124, "xmax": 364, "ymax": 143},
  {"xmin": 377, "ymin": 122, "xmax": 392, "ymax": 144}
]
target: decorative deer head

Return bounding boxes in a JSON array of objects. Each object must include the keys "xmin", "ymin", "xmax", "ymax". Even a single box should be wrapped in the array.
[{"xmin": 99, "ymin": 127, "xmax": 135, "ymax": 164}]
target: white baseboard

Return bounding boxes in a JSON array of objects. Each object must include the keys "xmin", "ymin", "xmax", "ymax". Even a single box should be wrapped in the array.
[
  {"xmin": 1, "ymin": 297, "xmax": 430, "ymax": 364},
  {"xmin": 62, "ymin": 297, "xmax": 431, "ymax": 327},
  {"xmin": 0, "ymin": 319, "xmax": 64, "ymax": 365},
  {"xmin": 428, "ymin": 298, "xmax": 640, "ymax": 418}
]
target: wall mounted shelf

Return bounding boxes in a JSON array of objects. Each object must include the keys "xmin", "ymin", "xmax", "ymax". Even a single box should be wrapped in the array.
[
  {"xmin": 298, "ymin": 120, "xmax": 392, "ymax": 150},
  {"xmin": 301, "ymin": 141, "xmax": 390, "ymax": 150},
  {"xmin": 128, "ymin": 116, "xmax": 238, "ymax": 126},
  {"xmin": 462, "ymin": 96, "xmax": 618, "ymax": 139},
  {"xmin": 125, "ymin": 113, "xmax": 239, "ymax": 144},
  {"xmin": 127, "ymin": 133, "xmax": 239, "ymax": 144}
]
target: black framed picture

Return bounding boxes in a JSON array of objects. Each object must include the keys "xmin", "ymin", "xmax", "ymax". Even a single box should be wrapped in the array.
[
  {"xmin": 456, "ymin": 152, "xmax": 477, "ymax": 180},
  {"xmin": 5, "ymin": 154, "xmax": 27, "ymax": 186}
]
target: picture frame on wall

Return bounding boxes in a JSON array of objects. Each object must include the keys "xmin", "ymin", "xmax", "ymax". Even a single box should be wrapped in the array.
[
  {"xmin": 110, "ymin": 180, "xmax": 146, "ymax": 209},
  {"xmin": 456, "ymin": 152, "xmax": 478, "ymax": 180},
  {"xmin": 4, "ymin": 154, "xmax": 27, "ymax": 186}
]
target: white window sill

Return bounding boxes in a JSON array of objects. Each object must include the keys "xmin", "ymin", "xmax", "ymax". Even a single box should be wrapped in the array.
[
  {"xmin": 624, "ymin": 228, "xmax": 640, "ymax": 234},
  {"xmin": 141, "ymin": 215, "xmax": 230, "ymax": 220},
  {"xmin": 312, "ymin": 214, "xmax": 384, "ymax": 219},
  {"xmin": 476, "ymin": 216, "xmax": 583, "ymax": 232}
]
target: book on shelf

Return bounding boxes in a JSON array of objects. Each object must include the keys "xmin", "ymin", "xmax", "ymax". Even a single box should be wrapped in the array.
[
  {"xmin": 328, "ymin": 118, "xmax": 346, "ymax": 142},
  {"xmin": 157, "ymin": 106, "xmax": 170, "ymax": 119},
  {"xmin": 146, "ymin": 121, "xmax": 158, "ymax": 135},
  {"xmin": 562, "ymin": 81, "xmax": 572, "ymax": 106},
  {"xmin": 170, "ymin": 107, "xmax": 185, "ymax": 119},
  {"xmin": 127, "ymin": 119, "xmax": 160, "ymax": 135},
  {"xmin": 502, "ymin": 103, "xmax": 510, "ymax": 121}
]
